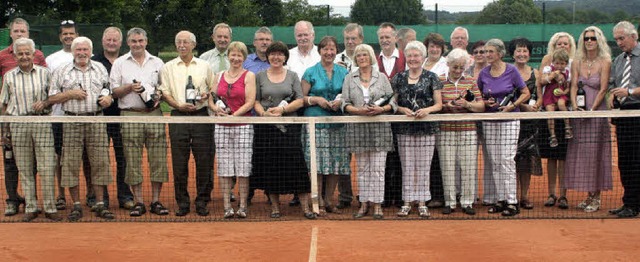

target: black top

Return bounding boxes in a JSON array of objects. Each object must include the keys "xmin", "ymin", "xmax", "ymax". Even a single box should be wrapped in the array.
[{"xmin": 91, "ymin": 52, "xmax": 120, "ymax": 116}]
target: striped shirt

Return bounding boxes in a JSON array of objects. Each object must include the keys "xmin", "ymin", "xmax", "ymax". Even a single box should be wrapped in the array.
[
  {"xmin": 110, "ymin": 51, "xmax": 164, "ymax": 109},
  {"xmin": 0, "ymin": 46, "xmax": 47, "ymax": 78},
  {"xmin": 439, "ymin": 75, "xmax": 482, "ymax": 131},
  {"xmin": 159, "ymin": 57, "xmax": 212, "ymax": 110},
  {"xmin": 1, "ymin": 65, "xmax": 51, "ymax": 116},
  {"xmin": 49, "ymin": 60, "xmax": 109, "ymax": 114}
]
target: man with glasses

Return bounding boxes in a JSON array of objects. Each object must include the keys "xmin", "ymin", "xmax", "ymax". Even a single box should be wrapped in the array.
[
  {"xmin": 0, "ymin": 17, "xmax": 47, "ymax": 216},
  {"xmin": 243, "ymin": 27, "xmax": 272, "ymax": 74},
  {"xmin": 200, "ymin": 23, "xmax": 232, "ymax": 73},
  {"xmin": 335, "ymin": 23, "xmax": 363, "ymax": 74},
  {"xmin": 450, "ymin": 26, "xmax": 470, "ymax": 51}
]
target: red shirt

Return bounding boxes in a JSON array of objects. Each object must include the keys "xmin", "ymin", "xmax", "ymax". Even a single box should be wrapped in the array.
[
  {"xmin": 0, "ymin": 45, "xmax": 47, "ymax": 78},
  {"xmin": 216, "ymin": 70, "xmax": 252, "ymax": 126}
]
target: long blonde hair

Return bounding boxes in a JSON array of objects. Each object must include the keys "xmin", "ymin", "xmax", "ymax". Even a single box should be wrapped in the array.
[
  {"xmin": 574, "ymin": 26, "xmax": 611, "ymax": 62},
  {"xmin": 547, "ymin": 32, "xmax": 576, "ymax": 59}
]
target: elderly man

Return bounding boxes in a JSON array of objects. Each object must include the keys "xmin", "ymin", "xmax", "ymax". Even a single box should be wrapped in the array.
[
  {"xmin": 111, "ymin": 27, "xmax": 168, "ymax": 217},
  {"xmin": 243, "ymin": 26, "xmax": 272, "ymax": 74},
  {"xmin": 377, "ymin": 22, "xmax": 405, "ymax": 80},
  {"xmin": 288, "ymin": 20, "xmax": 321, "ymax": 80},
  {"xmin": 450, "ymin": 26, "xmax": 469, "ymax": 51},
  {"xmin": 335, "ymin": 23, "xmax": 363, "ymax": 73},
  {"xmin": 160, "ymin": 31, "xmax": 214, "ymax": 217},
  {"xmin": 48, "ymin": 36, "xmax": 115, "ymax": 221},
  {"xmin": 91, "ymin": 26, "xmax": 135, "ymax": 210},
  {"xmin": 200, "ymin": 23, "xmax": 232, "ymax": 73},
  {"xmin": 397, "ymin": 28, "xmax": 416, "ymax": 53},
  {"xmin": 609, "ymin": 21, "xmax": 640, "ymax": 218},
  {"xmin": 0, "ymin": 18, "xmax": 47, "ymax": 216},
  {"xmin": 0, "ymin": 38, "xmax": 61, "ymax": 222}
]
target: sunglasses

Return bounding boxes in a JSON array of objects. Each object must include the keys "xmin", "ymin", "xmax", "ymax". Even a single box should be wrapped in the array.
[
  {"xmin": 61, "ymin": 20, "xmax": 75, "ymax": 25},
  {"xmin": 473, "ymin": 50, "xmax": 485, "ymax": 55},
  {"xmin": 583, "ymin": 36, "xmax": 597, "ymax": 42}
]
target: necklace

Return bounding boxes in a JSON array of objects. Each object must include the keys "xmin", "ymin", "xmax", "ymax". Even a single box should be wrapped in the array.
[
  {"xmin": 408, "ymin": 70, "xmax": 421, "ymax": 81},
  {"xmin": 360, "ymin": 77, "xmax": 370, "ymax": 83},
  {"xmin": 585, "ymin": 58, "xmax": 596, "ymax": 76},
  {"xmin": 227, "ymin": 69, "xmax": 242, "ymax": 79}
]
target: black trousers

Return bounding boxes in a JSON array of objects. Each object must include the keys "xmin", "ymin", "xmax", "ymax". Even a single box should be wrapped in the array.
[
  {"xmin": 384, "ymin": 133, "xmax": 402, "ymax": 204},
  {"xmin": 615, "ymin": 117, "xmax": 640, "ymax": 208}
]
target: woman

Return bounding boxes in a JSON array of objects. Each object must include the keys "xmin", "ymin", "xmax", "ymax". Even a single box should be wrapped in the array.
[
  {"xmin": 465, "ymin": 40, "xmax": 488, "ymax": 79},
  {"xmin": 477, "ymin": 39, "xmax": 530, "ymax": 217},
  {"xmin": 422, "ymin": 33, "xmax": 449, "ymax": 77},
  {"xmin": 536, "ymin": 32, "xmax": 576, "ymax": 209},
  {"xmin": 391, "ymin": 41, "xmax": 443, "ymax": 218},
  {"xmin": 437, "ymin": 48, "xmax": 484, "ymax": 216},
  {"xmin": 252, "ymin": 41, "xmax": 314, "ymax": 219},
  {"xmin": 209, "ymin": 41, "xmax": 256, "ymax": 219},
  {"xmin": 510, "ymin": 37, "xmax": 543, "ymax": 210},
  {"xmin": 301, "ymin": 36, "xmax": 350, "ymax": 216},
  {"xmin": 565, "ymin": 26, "xmax": 612, "ymax": 212},
  {"xmin": 342, "ymin": 44, "xmax": 395, "ymax": 219}
]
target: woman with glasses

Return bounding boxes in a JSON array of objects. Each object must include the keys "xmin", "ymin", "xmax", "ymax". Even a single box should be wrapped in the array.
[
  {"xmin": 251, "ymin": 41, "xmax": 314, "ymax": 219},
  {"xmin": 565, "ymin": 26, "xmax": 613, "ymax": 212},
  {"xmin": 209, "ymin": 41, "xmax": 256, "ymax": 219},
  {"xmin": 301, "ymin": 36, "xmax": 350, "ymax": 216},
  {"xmin": 465, "ymin": 40, "xmax": 488, "ymax": 79}
]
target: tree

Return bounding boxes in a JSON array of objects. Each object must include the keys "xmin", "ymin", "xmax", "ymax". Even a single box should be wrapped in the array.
[
  {"xmin": 281, "ymin": 0, "xmax": 335, "ymax": 26},
  {"xmin": 475, "ymin": 0, "xmax": 542, "ymax": 24},
  {"xmin": 545, "ymin": 7, "xmax": 572, "ymax": 24},
  {"xmin": 350, "ymin": 0, "xmax": 427, "ymax": 25},
  {"xmin": 254, "ymin": 0, "xmax": 284, "ymax": 26},
  {"xmin": 227, "ymin": 0, "xmax": 263, "ymax": 26}
]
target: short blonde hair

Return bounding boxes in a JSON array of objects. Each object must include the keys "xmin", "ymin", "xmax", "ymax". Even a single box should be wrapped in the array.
[
  {"xmin": 352, "ymin": 44, "xmax": 377, "ymax": 68},
  {"xmin": 227, "ymin": 41, "xmax": 248, "ymax": 60}
]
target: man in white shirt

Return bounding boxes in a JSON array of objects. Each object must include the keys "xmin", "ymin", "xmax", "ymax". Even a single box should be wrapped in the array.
[
  {"xmin": 376, "ymin": 22, "xmax": 404, "ymax": 80},
  {"xmin": 450, "ymin": 26, "xmax": 470, "ymax": 51},
  {"xmin": 287, "ymin": 20, "xmax": 321, "ymax": 80},
  {"xmin": 46, "ymin": 20, "xmax": 77, "ymax": 71},
  {"xmin": 199, "ymin": 23, "xmax": 232, "ymax": 73},
  {"xmin": 334, "ymin": 23, "xmax": 363, "ymax": 73}
]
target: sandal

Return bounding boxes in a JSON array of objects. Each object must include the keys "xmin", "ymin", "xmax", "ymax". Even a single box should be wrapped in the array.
[
  {"xmin": 149, "ymin": 201, "xmax": 169, "ymax": 216},
  {"xmin": 353, "ymin": 205, "xmax": 369, "ymax": 219},
  {"xmin": 67, "ymin": 205, "xmax": 83, "ymax": 222},
  {"xmin": 501, "ymin": 204, "xmax": 519, "ymax": 217},
  {"xmin": 488, "ymin": 202, "xmax": 505, "ymax": 214},
  {"xmin": 557, "ymin": 197, "xmax": 569, "ymax": 209},
  {"xmin": 418, "ymin": 206, "xmax": 430, "ymax": 218},
  {"xmin": 270, "ymin": 210, "xmax": 281, "ymax": 218},
  {"xmin": 55, "ymin": 197, "xmax": 66, "ymax": 210},
  {"xmin": 95, "ymin": 205, "xmax": 115, "ymax": 220},
  {"xmin": 565, "ymin": 126, "xmax": 574, "ymax": 139},
  {"xmin": 236, "ymin": 208, "xmax": 248, "ymax": 218},
  {"xmin": 304, "ymin": 211, "xmax": 317, "ymax": 219},
  {"xmin": 224, "ymin": 208, "xmax": 235, "ymax": 219},
  {"xmin": 549, "ymin": 136, "xmax": 559, "ymax": 148},
  {"xmin": 325, "ymin": 205, "xmax": 342, "ymax": 214},
  {"xmin": 584, "ymin": 197, "xmax": 600, "ymax": 213},
  {"xmin": 397, "ymin": 205, "xmax": 411, "ymax": 217},
  {"xmin": 544, "ymin": 194, "xmax": 557, "ymax": 207},
  {"xmin": 129, "ymin": 202, "xmax": 146, "ymax": 217},
  {"xmin": 520, "ymin": 199, "xmax": 534, "ymax": 210},
  {"xmin": 317, "ymin": 206, "xmax": 327, "ymax": 217}
]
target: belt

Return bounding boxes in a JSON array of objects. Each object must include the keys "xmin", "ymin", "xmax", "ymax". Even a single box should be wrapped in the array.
[
  {"xmin": 64, "ymin": 111, "xmax": 102, "ymax": 116},
  {"xmin": 26, "ymin": 112, "xmax": 50, "ymax": 116},
  {"xmin": 121, "ymin": 108, "xmax": 155, "ymax": 113},
  {"xmin": 171, "ymin": 107, "xmax": 207, "ymax": 116}
]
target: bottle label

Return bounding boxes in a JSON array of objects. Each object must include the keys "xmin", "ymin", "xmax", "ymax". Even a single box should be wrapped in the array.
[
  {"xmin": 216, "ymin": 100, "xmax": 227, "ymax": 109},
  {"xmin": 528, "ymin": 99, "xmax": 536, "ymax": 106},
  {"xmin": 277, "ymin": 100, "xmax": 289, "ymax": 108},
  {"xmin": 577, "ymin": 96, "xmax": 586, "ymax": 107},
  {"xmin": 186, "ymin": 89, "xmax": 197, "ymax": 100},
  {"xmin": 100, "ymin": 88, "xmax": 110, "ymax": 97}
]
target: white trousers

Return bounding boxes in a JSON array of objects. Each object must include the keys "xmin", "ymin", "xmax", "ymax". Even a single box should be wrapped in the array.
[
  {"xmin": 482, "ymin": 121, "xmax": 519, "ymax": 205},
  {"xmin": 355, "ymin": 151, "xmax": 387, "ymax": 203},
  {"xmin": 397, "ymin": 134, "xmax": 434, "ymax": 202}
]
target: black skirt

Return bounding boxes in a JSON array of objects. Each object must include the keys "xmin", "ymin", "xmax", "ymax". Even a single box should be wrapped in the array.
[{"xmin": 537, "ymin": 119, "xmax": 568, "ymax": 160}]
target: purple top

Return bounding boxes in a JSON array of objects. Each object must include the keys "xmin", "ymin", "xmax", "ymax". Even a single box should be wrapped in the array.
[{"xmin": 477, "ymin": 63, "xmax": 526, "ymax": 113}]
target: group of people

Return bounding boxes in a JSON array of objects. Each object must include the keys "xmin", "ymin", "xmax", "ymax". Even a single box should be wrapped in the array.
[{"xmin": 1, "ymin": 17, "xmax": 639, "ymax": 222}]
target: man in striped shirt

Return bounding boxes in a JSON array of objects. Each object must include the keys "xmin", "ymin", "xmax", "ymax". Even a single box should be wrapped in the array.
[
  {"xmin": 0, "ymin": 38, "xmax": 61, "ymax": 221},
  {"xmin": 47, "ymin": 36, "xmax": 115, "ymax": 221}
]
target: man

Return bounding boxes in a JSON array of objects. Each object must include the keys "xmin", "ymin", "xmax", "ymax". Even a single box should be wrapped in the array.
[
  {"xmin": 0, "ymin": 38, "xmax": 61, "ymax": 222},
  {"xmin": 111, "ymin": 27, "xmax": 169, "ymax": 216},
  {"xmin": 334, "ymin": 23, "xmax": 363, "ymax": 73},
  {"xmin": 0, "ymin": 18, "xmax": 47, "ymax": 216},
  {"xmin": 396, "ymin": 28, "xmax": 416, "ymax": 53},
  {"xmin": 46, "ymin": 20, "xmax": 77, "ymax": 71},
  {"xmin": 376, "ymin": 22, "xmax": 405, "ymax": 80},
  {"xmin": 91, "ymin": 27, "xmax": 135, "ymax": 210},
  {"xmin": 288, "ymin": 20, "xmax": 321, "ymax": 80},
  {"xmin": 243, "ymin": 26, "xmax": 272, "ymax": 74},
  {"xmin": 376, "ymin": 22, "xmax": 404, "ymax": 208},
  {"xmin": 450, "ymin": 26, "xmax": 469, "ymax": 51},
  {"xmin": 159, "ymin": 31, "xmax": 214, "ymax": 217},
  {"xmin": 200, "ymin": 23, "xmax": 232, "ymax": 73},
  {"xmin": 609, "ymin": 21, "xmax": 640, "ymax": 218},
  {"xmin": 48, "ymin": 36, "xmax": 115, "ymax": 221}
]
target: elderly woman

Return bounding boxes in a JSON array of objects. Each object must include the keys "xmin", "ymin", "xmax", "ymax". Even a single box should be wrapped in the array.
[
  {"xmin": 565, "ymin": 26, "xmax": 612, "ymax": 212},
  {"xmin": 477, "ymin": 39, "xmax": 530, "ymax": 217},
  {"xmin": 209, "ymin": 41, "xmax": 256, "ymax": 219},
  {"xmin": 422, "ymin": 33, "xmax": 449, "ymax": 77},
  {"xmin": 342, "ymin": 44, "xmax": 395, "ymax": 219},
  {"xmin": 301, "ymin": 36, "xmax": 350, "ymax": 215},
  {"xmin": 251, "ymin": 41, "xmax": 314, "ymax": 219},
  {"xmin": 465, "ymin": 40, "xmax": 488, "ymax": 79},
  {"xmin": 509, "ymin": 37, "xmax": 543, "ymax": 210},
  {"xmin": 536, "ymin": 32, "xmax": 576, "ymax": 209},
  {"xmin": 436, "ymin": 48, "xmax": 484, "ymax": 216},
  {"xmin": 390, "ymin": 41, "xmax": 443, "ymax": 218}
]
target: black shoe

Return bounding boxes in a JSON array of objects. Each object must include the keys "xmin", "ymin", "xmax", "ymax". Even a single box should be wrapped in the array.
[
  {"xmin": 616, "ymin": 207, "xmax": 639, "ymax": 218},
  {"xmin": 196, "ymin": 206, "xmax": 209, "ymax": 216},
  {"xmin": 288, "ymin": 196, "xmax": 300, "ymax": 207},
  {"xmin": 336, "ymin": 201, "xmax": 351, "ymax": 209},
  {"xmin": 442, "ymin": 206, "xmax": 454, "ymax": 215},
  {"xmin": 609, "ymin": 205, "xmax": 626, "ymax": 215},
  {"xmin": 175, "ymin": 208, "xmax": 190, "ymax": 217},
  {"xmin": 462, "ymin": 206, "xmax": 476, "ymax": 215}
]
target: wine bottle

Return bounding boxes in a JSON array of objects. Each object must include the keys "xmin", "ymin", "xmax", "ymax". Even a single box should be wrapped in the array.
[
  {"xmin": 372, "ymin": 93, "xmax": 393, "ymax": 106},
  {"xmin": 98, "ymin": 82, "xmax": 111, "ymax": 106},
  {"xmin": 463, "ymin": 89, "xmax": 475, "ymax": 102},
  {"xmin": 211, "ymin": 92, "xmax": 230, "ymax": 113},
  {"xmin": 576, "ymin": 81, "xmax": 587, "ymax": 110},
  {"xmin": 278, "ymin": 91, "xmax": 295, "ymax": 108},
  {"xmin": 528, "ymin": 89, "xmax": 537, "ymax": 106},
  {"xmin": 3, "ymin": 134, "xmax": 13, "ymax": 160},
  {"xmin": 133, "ymin": 79, "xmax": 145, "ymax": 93},
  {"xmin": 499, "ymin": 88, "xmax": 517, "ymax": 107},
  {"xmin": 185, "ymin": 75, "xmax": 197, "ymax": 105}
]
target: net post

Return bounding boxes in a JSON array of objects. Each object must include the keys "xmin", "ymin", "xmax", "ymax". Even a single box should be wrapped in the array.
[{"xmin": 308, "ymin": 119, "xmax": 319, "ymax": 214}]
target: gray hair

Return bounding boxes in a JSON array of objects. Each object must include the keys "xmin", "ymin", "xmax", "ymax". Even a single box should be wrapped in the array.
[
  {"xmin": 175, "ymin": 31, "xmax": 196, "ymax": 45},
  {"xmin": 404, "ymin": 40, "xmax": 426, "ymax": 58},
  {"xmin": 9, "ymin": 18, "xmax": 29, "ymax": 31},
  {"xmin": 397, "ymin": 28, "xmax": 416, "ymax": 41},
  {"xmin": 254, "ymin": 26, "xmax": 272, "ymax": 39},
  {"xmin": 71, "ymin": 36, "xmax": 93, "ymax": 51},
  {"xmin": 127, "ymin": 27, "xmax": 148, "ymax": 40},
  {"xmin": 613, "ymin": 21, "xmax": 639, "ymax": 38},
  {"xmin": 485, "ymin": 38, "xmax": 506, "ymax": 58},
  {"xmin": 295, "ymin": 20, "xmax": 314, "ymax": 34},
  {"xmin": 446, "ymin": 48, "xmax": 470, "ymax": 65},
  {"xmin": 353, "ymin": 44, "xmax": 377, "ymax": 68},
  {"xmin": 343, "ymin": 23, "xmax": 364, "ymax": 39},
  {"xmin": 213, "ymin": 23, "xmax": 232, "ymax": 37},
  {"xmin": 102, "ymin": 26, "xmax": 122, "ymax": 40},
  {"xmin": 12, "ymin": 38, "xmax": 35, "ymax": 54},
  {"xmin": 450, "ymin": 26, "xmax": 469, "ymax": 40}
]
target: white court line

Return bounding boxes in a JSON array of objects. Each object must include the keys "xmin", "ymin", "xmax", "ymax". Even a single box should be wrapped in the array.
[{"xmin": 308, "ymin": 226, "xmax": 318, "ymax": 262}]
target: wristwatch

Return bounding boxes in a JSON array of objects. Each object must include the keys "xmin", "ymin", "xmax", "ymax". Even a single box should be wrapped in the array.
[{"xmin": 629, "ymin": 88, "xmax": 634, "ymax": 96}]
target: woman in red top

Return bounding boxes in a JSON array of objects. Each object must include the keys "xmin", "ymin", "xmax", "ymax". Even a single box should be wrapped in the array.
[{"xmin": 209, "ymin": 41, "xmax": 256, "ymax": 219}]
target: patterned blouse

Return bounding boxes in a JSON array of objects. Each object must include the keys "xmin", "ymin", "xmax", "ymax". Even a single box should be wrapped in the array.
[{"xmin": 390, "ymin": 69, "xmax": 442, "ymax": 135}]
